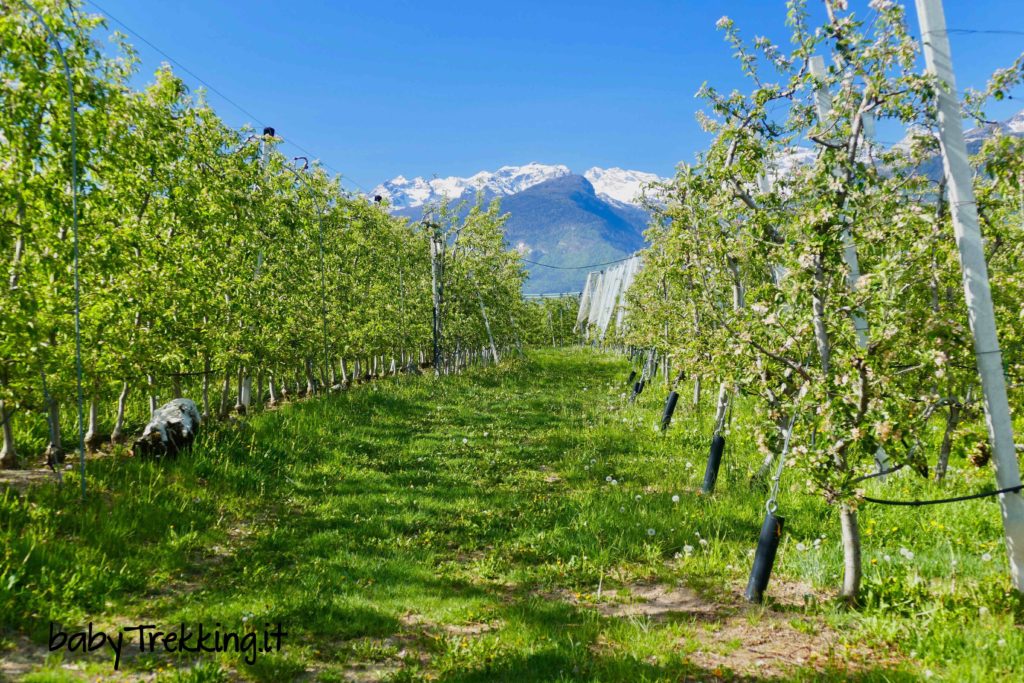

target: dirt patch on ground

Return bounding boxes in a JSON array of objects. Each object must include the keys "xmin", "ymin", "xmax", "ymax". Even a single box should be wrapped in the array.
[
  {"xmin": 0, "ymin": 635, "xmax": 44, "ymax": 682},
  {"xmin": 685, "ymin": 618, "xmax": 843, "ymax": 678},
  {"xmin": 552, "ymin": 579, "xmax": 893, "ymax": 679},
  {"xmin": 400, "ymin": 612, "xmax": 501, "ymax": 638},
  {"xmin": 552, "ymin": 582, "xmax": 722, "ymax": 620},
  {"xmin": 0, "ymin": 467, "xmax": 60, "ymax": 493}
]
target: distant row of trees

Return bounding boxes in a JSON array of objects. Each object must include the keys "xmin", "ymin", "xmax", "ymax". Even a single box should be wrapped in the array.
[{"xmin": 0, "ymin": 1, "xmax": 532, "ymax": 467}]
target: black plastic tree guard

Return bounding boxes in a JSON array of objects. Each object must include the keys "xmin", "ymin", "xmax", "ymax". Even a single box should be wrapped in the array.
[
  {"xmin": 627, "ymin": 369, "xmax": 637, "ymax": 386},
  {"xmin": 629, "ymin": 379, "xmax": 646, "ymax": 403},
  {"xmin": 702, "ymin": 434, "xmax": 725, "ymax": 493},
  {"xmin": 745, "ymin": 511, "xmax": 785, "ymax": 602},
  {"xmin": 660, "ymin": 391, "xmax": 679, "ymax": 431}
]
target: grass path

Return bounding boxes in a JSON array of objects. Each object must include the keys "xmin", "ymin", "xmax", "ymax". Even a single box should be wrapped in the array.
[{"xmin": 2, "ymin": 349, "xmax": 1022, "ymax": 681}]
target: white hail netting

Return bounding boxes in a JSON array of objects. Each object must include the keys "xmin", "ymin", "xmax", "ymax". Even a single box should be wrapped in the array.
[
  {"xmin": 574, "ymin": 272, "xmax": 596, "ymax": 332},
  {"xmin": 577, "ymin": 255, "xmax": 643, "ymax": 340},
  {"xmin": 615, "ymin": 256, "xmax": 641, "ymax": 331},
  {"xmin": 596, "ymin": 263, "xmax": 626, "ymax": 334}
]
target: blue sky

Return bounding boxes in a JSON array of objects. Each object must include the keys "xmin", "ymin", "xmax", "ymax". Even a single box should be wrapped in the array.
[{"xmin": 84, "ymin": 1, "xmax": 1024, "ymax": 191}]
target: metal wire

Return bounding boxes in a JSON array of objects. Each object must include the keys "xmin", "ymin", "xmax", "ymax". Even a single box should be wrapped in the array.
[
  {"xmin": 83, "ymin": 0, "xmax": 371, "ymax": 195},
  {"xmin": 765, "ymin": 411, "xmax": 798, "ymax": 514},
  {"xmin": 23, "ymin": 0, "xmax": 86, "ymax": 498},
  {"xmin": 522, "ymin": 255, "xmax": 635, "ymax": 270}
]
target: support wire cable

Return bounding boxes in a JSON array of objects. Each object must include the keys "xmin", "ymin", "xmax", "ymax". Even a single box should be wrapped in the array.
[{"xmin": 84, "ymin": 0, "xmax": 372, "ymax": 195}]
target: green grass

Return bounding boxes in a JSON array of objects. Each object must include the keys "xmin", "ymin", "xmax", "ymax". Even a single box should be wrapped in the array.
[{"xmin": 1, "ymin": 348, "xmax": 1022, "ymax": 681}]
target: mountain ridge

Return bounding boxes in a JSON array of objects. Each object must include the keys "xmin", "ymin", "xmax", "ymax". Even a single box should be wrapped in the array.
[{"xmin": 373, "ymin": 163, "xmax": 666, "ymax": 211}]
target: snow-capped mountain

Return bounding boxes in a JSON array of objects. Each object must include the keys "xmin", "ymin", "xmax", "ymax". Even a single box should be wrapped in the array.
[
  {"xmin": 582, "ymin": 167, "xmax": 663, "ymax": 205},
  {"xmin": 1007, "ymin": 110, "xmax": 1024, "ymax": 135},
  {"xmin": 373, "ymin": 163, "xmax": 665, "ymax": 210},
  {"xmin": 372, "ymin": 163, "xmax": 571, "ymax": 210},
  {"xmin": 766, "ymin": 108, "xmax": 1024, "ymax": 183}
]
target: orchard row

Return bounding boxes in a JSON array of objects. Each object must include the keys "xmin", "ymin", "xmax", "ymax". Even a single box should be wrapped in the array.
[{"xmin": 0, "ymin": 1, "xmax": 574, "ymax": 467}]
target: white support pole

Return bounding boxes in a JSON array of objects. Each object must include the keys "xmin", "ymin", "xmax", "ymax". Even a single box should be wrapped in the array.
[{"xmin": 916, "ymin": 0, "xmax": 1024, "ymax": 590}]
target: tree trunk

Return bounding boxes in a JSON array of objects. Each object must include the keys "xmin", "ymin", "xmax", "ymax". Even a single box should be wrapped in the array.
[
  {"xmin": 712, "ymin": 382, "xmax": 730, "ymax": 436},
  {"xmin": 840, "ymin": 504, "xmax": 862, "ymax": 601},
  {"xmin": 172, "ymin": 374, "xmax": 183, "ymax": 399},
  {"xmin": 693, "ymin": 376, "xmax": 701, "ymax": 407},
  {"xmin": 935, "ymin": 402, "xmax": 961, "ymax": 482},
  {"xmin": 0, "ymin": 397, "xmax": 16, "ymax": 469},
  {"xmin": 147, "ymin": 374, "xmax": 158, "ymax": 417},
  {"xmin": 111, "ymin": 382, "xmax": 129, "ymax": 443},
  {"xmin": 84, "ymin": 395, "xmax": 101, "ymax": 450},
  {"xmin": 218, "ymin": 368, "xmax": 232, "ymax": 418},
  {"xmin": 305, "ymin": 358, "xmax": 316, "ymax": 396},
  {"xmin": 39, "ymin": 370, "xmax": 62, "ymax": 463},
  {"xmin": 201, "ymin": 357, "xmax": 211, "ymax": 420},
  {"xmin": 235, "ymin": 367, "xmax": 247, "ymax": 415},
  {"xmin": 268, "ymin": 372, "xmax": 279, "ymax": 406},
  {"xmin": 241, "ymin": 371, "xmax": 252, "ymax": 411},
  {"xmin": 256, "ymin": 368, "xmax": 265, "ymax": 406}
]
